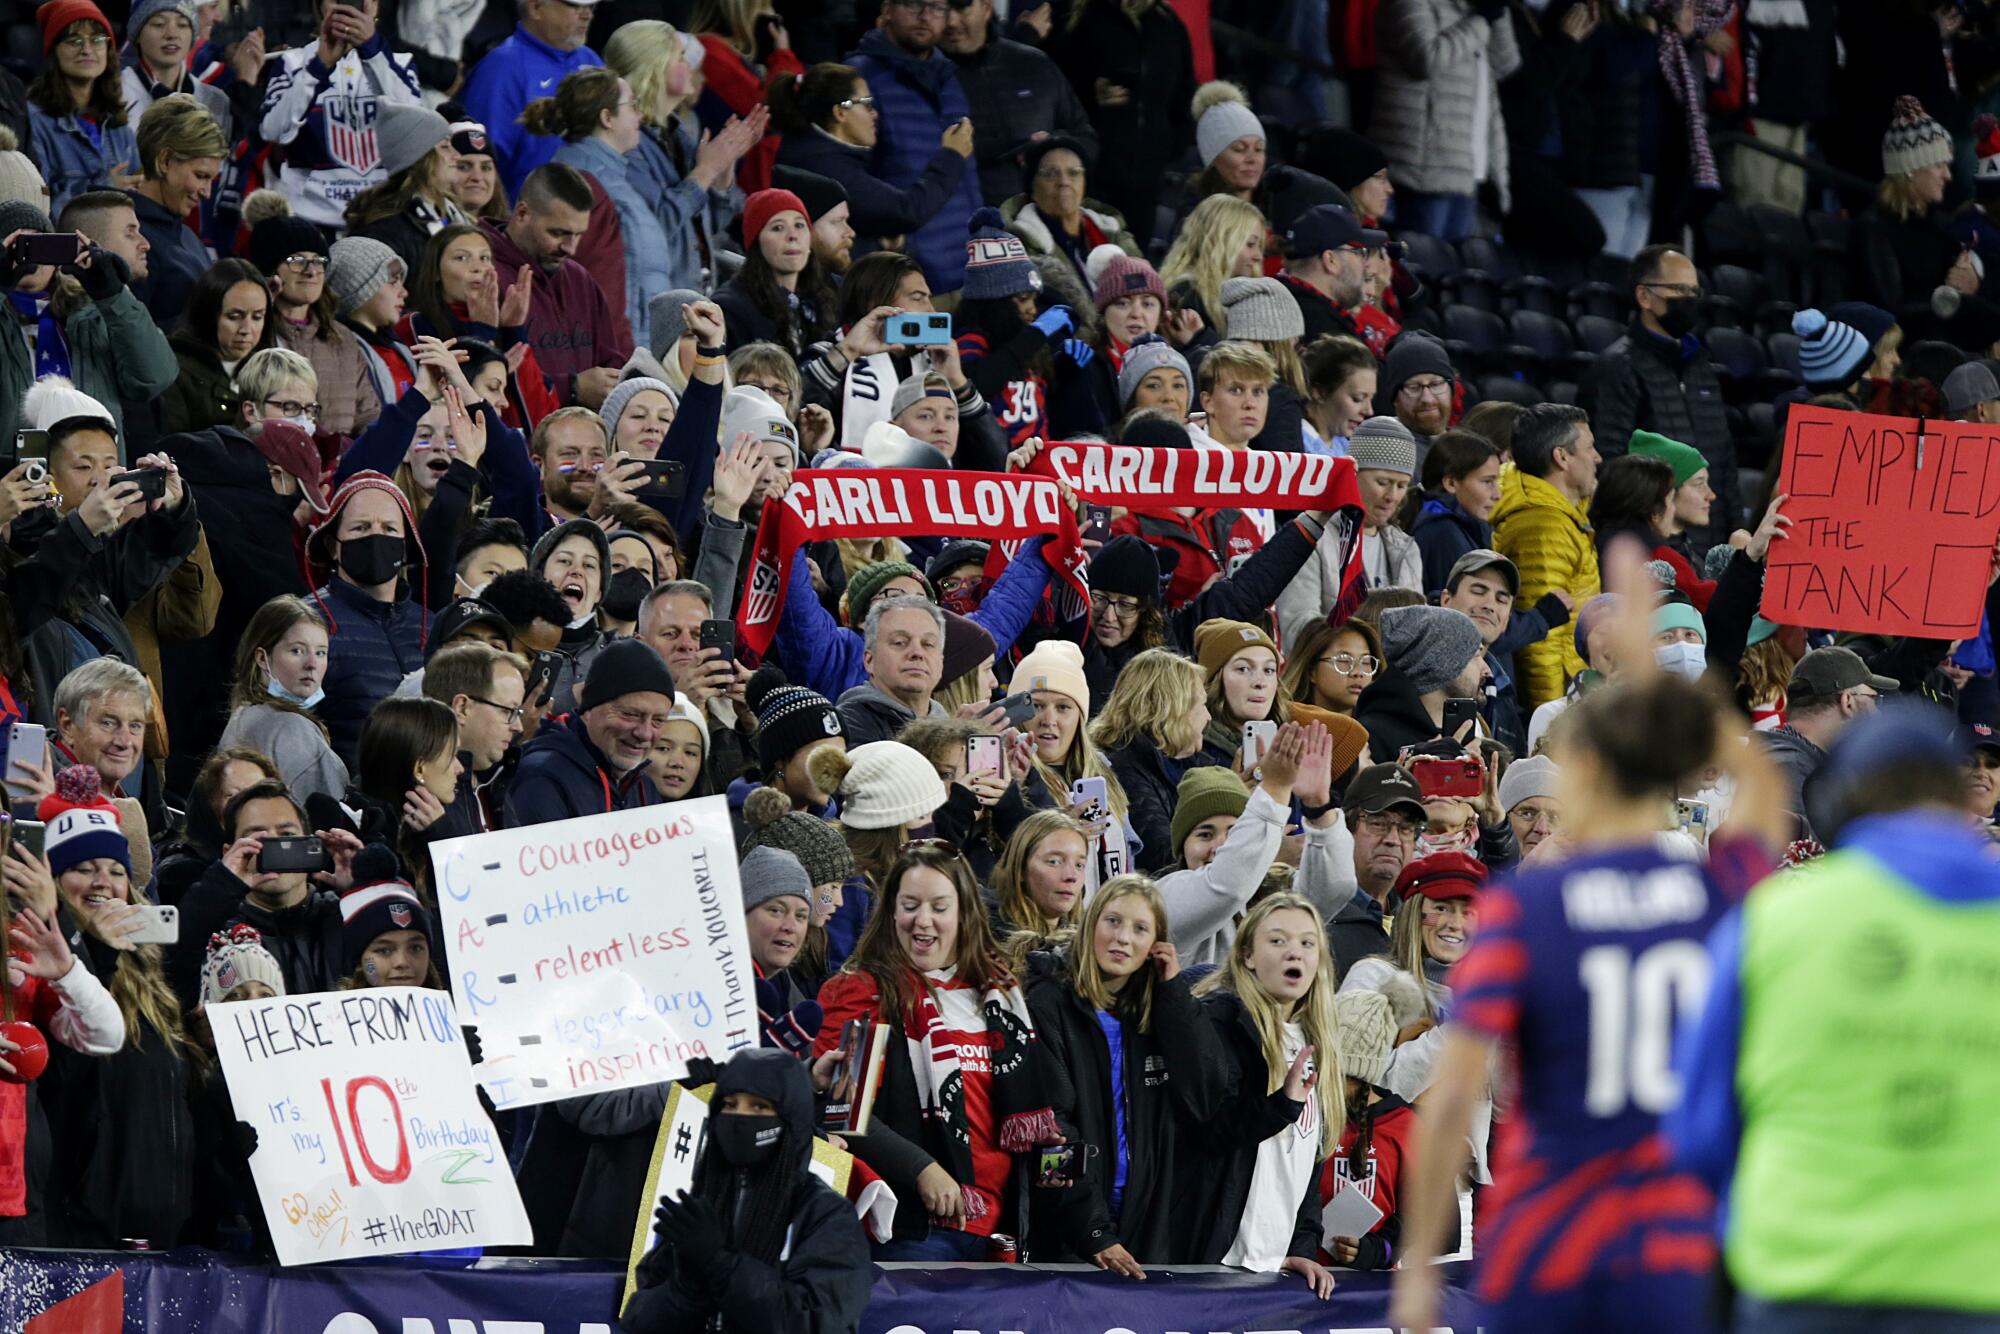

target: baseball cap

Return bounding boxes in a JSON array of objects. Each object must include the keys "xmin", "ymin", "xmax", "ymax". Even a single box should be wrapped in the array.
[
  {"xmin": 1944, "ymin": 361, "xmax": 2000, "ymax": 416},
  {"xmin": 1341, "ymin": 763, "xmax": 1426, "ymax": 821},
  {"xmin": 431, "ymin": 597, "xmax": 515, "ymax": 650},
  {"xmin": 1956, "ymin": 722, "xmax": 2000, "ymax": 757},
  {"xmin": 1787, "ymin": 646, "xmax": 1898, "ymax": 702},
  {"xmin": 1283, "ymin": 204, "xmax": 1386, "ymax": 259},
  {"xmin": 1446, "ymin": 548, "xmax": 1520, "ymax": 599}
]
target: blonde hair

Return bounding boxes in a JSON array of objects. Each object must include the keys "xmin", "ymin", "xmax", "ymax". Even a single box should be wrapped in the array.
[
  {"xmin": 605, "ymin": 21, "xmax": 693, "ymax": 127},
  {"xmin": 1162, "ymin": 195, "xmax": 1267, "ymax": 338},
  {"xmin": 1027, "ymin": 721, "xmax": 1127, "ymax": 825},
  {"xmin": 933, "ymin": 667, "xmax": 991, "ymax": 714},
  {"xmin": 1255, "ymin": 337, "xmax": 1307, "ymax": 397},
  {"xmin": 1194, "ymin": 892, "xmax": 1343, "ymax": 1153},
  {"xmin": 137, "ymin": 93, "xmax": 226, "ymax": 179},
  {"xmin": 237, "ymin": 346, "xmax": 317, "ymax": 407},
  {"xmin": 989, "ymin": 810, "xmax": 1092, "ymax": 938},
  {"xmin": 1070, "ymin": 874, "xmax": 1169, "ymax": 1031},
  {"xmin": 1091, "ymin": 648, "xmax": 1205, "ymax": 758},
  {"xmin": 1386, "ymin": 893, "xmax": 1443, "ymax": 1019},
  {"xmin": 1877, "ymin": 172, "xmax": 1930, "ymax": 223},
  {"xmin": 1197, "ymin": 339, "xmax": 1277, "ymax": 395}
]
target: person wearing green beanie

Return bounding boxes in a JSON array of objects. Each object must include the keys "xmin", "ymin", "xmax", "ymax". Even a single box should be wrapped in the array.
[
  {"xmin": 1610, "ymin": 431, "xmax": 1720, "ymax": 613},
  {"xmin": 842, "ymin": 560, "xmax": 933, "ymax": 628},
  {"xmin": 1170, "ymin": 766, "xmax": 1251, "ymax": 861}
]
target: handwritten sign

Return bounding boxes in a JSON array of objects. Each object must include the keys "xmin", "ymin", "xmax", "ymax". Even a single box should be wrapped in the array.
[
  {"xmin": 1762, "ymin": 404, "xmax": 2000, "ymax": 637},
  {"xmin": 211, "ymin": 987, "xmax": 529, "ymax": 1266},
  {"xmin": 622, "ymin": 1081, "xmax": 856, "ymax": 1304},
  {"xmin": 431, "ymin": 795, "xmax": 756, "ymax": 1111}
]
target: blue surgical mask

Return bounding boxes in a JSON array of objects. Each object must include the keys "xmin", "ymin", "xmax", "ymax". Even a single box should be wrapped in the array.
[
  {"xmin": 1655, "ymin": 642, "xmax": 1707, "ymax": 681},
  {"xmin": 283, "ymin": 414, "xmax": 314, "ymax": 434},
  {"xmin": 267, "ymin": 675, "xmax": 325, "ymax": 710}
]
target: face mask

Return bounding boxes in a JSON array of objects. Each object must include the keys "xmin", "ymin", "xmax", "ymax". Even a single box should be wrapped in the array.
[
  {"xmin": 567, "ymin": 610, "xmax": 597, "ymax": 630},
  {"xmin": 457, "ymin": 576, "xmax": 489, "ymax": 599},
  {"xmin": 1656, "ymin": 297, "xmax": 1700, "ymax": 340},
  {"xmin": 283, "ymin": 414, "xmax": 314, "ymax": 434},
  {"xmin": 711, "ymin": 1111, "xmax": 784, "ymax": 1170},
  {"xmin": 600, "ymin": 567, "xmax": 652, "ymax": 622},
  {"xmin": 338, "ymin": 533, "xmax": 405, "ymax": 587},
  {"xmin": 939, "ymin": 585, "xmax": 980, "ymax": 616},
  {"xmin": 1656, "ymin": 641, "xmax": 1707, "ymax": 681},
  {"xmin": 1414, "ymin": 827, "xmax": 1475, "ymax": 859},
  {"xmin": 267, "ymin": 675, "xmax": 325, "ymax": 710}
]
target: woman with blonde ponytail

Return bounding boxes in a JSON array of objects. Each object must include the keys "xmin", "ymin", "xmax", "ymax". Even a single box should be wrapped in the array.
[{"xmin": 1187, "ymin": 892, "xmax": 1343, "ymax": 1294}]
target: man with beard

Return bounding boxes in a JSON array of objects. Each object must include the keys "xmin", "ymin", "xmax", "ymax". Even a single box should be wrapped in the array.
[
  {"xmin": 1379, "ymin": 334, "xmax": 1457, "ymax": 466},
  {"xmin": 1277, "ymin": 204, "xmax": 1382, "ymax": 342},
  {"xmin": 530, "ymin": 407, "xmax": 610, "ymax": 525},
  {"xmin": 774, "ymin": 165, "xmax": 854, "ymax": 275},
  {"xmin": 1581, "ymin": 244, "xmax": 1736, "ymax": 553},
  {"xmin": 485, "ymin": 164, "xmax": 632, "ymax": 410}
]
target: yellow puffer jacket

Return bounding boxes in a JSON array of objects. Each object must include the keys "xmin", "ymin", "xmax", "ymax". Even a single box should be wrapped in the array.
[{"xmin": 1491, "ymin": 465, "xmax": 1599, "ymax": 709}]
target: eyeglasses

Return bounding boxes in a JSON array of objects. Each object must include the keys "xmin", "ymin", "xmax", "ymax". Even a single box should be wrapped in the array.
[
  {"xmin": 836, "ymin": 95, "xmax": 877, "ymax": 111},
  {"xmin": 60, "ymin": 31, "xmax": 110, "ymax": 50},
  {"xmin": 471, "ymin": 695, "xmax": 526, "ymax": 724},
  {"xmin": 1641, "ymin": 281, "xmax": 1702, "ymax": 300},
  {"xmin": 283, "ymin": 254, "xmax": 327, "ymax": 273},
  {"xmin": 263, "ymin": 399, "xmax": 320, "ymax": 419},
  {"xmin": 1320, "ymin": 652, "xmax": 1379, "ymax": 676},
  {"xmin": 1399, "ymin": 377, "xmax": 1452, "ymax": 399},
  {"xmin": 1356, "ymin": 812, "xmax": 1421, "ymax": 841},
  {"xmin": 938, "ymin": 575, "xmax": 982, "ymax": 597},
  {"xmin": 1090, "ymin": 592, "xmax": 1143, "ymax": 617},
  {"xmin": 614, "ymin": 706, "xmax": 675, "ymax": 730},
  {"xmin": 744, "ymin": 379, "xmax": 793, "ymax": 405}
]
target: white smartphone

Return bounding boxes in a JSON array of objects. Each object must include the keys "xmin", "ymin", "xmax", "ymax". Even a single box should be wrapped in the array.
[
  {"xmin": 5, "ymin": 722, "xmax": 46, "ymax": 793},
  {"xmin": 1069, "ymin": 775, "xmax": 1111, "ymax": 823},
  {"xmin": 1242, "ymin": 719, "xmax": 1278, "ymax": 769},
  {"xmin": 126, "ymin": 903, "xmax": 180, "ymax": 946}
]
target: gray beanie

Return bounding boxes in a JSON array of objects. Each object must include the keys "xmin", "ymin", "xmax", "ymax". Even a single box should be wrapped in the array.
[
  {"xmin": 1220, "ymin": 276, "xmax": 1304, "ymax": 343},
  {"xmin": 126, "ymin": 0, "xmax": 196, "ymax": 39},
  {"xmin": 1379, "ymin": 604, "xmax": 1483, "ymax": 695},
  {"xmin": 739, "ymin": 846, "xmax": 814, "ymax": 913},
  {"xmin": 1348, "ymin": 415, "xmax": 1418, "ymax": 476},
  {"xmin": 1497, "ymin": 754, "xmax": 1559, "ymax": 812},
  {"xmin": 1944, "ymin": 361, "xmax": 2000, "ymax": 416},
  {"xmin": 376, "ymin": 102, "xmax": 452, "ymax": 179},
  {"xmin": 1197, "ymin": 92, "xmax": 1265, "ymax": 167},
  {"xmin": 0, "ymin": 198, "xmax": 52, "ymax": 239},
  {"xmin": 1382, "ymin": 334, "xmax": 1455, "ymax": 401},
  {"xmin": 601, "ymin": 375, "xmax": 679, "ymax": 441},
  {"xmin": 1116, "ymin": 335, "xmax": 1192, "ymax": 408},
  {"xmin": 721, "ymin": 386, "xmax": 801, "ymax": 459},
  {"xmin": 890, "ymin": 370, "xmax": 953, "ymax": 421},
  {"xmin": 647, "ymin": 288, "xmax": 707, "ymax": 358},
  {"xmin": 327, "ymin": 236, "xmax": 405, "ymax": 317}
]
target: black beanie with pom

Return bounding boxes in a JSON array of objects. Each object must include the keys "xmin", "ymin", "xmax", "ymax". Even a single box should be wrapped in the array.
[{"xmin": 747, "ymin": 665, "xmax": 845, "ymax": 772}]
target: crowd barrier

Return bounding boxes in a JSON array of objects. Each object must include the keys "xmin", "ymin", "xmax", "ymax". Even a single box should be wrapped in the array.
[{"xmin": 0, "ymin": 1247, "xmax": 1484, "ymax": 1333}]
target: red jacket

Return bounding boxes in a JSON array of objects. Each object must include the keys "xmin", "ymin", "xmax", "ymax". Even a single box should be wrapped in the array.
[
  {"xmin": 697, "ymin": 35, "xmax": 803, "ymax": 194},
  {"xmin": 1111, "ymin": 507, "xmax": 1263, "ymax": 610},
  {"xmin": 1, "ymin": 975, "xmax": 63, "ymax": 1215},
  {"xmin": 1316, "ymin": 1093, "xmax": 1418, "ymax": 1269}
]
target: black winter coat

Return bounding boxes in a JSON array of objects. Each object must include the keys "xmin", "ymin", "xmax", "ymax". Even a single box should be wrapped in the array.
[
  {"xmin": 169, "ymin": 860, "xmax": 347, "ymax": 1006},
  {"xmin": 1179, "ymin": 989, "xmax": 1324, "ymax": 1265},
  {"xmin": 1580, "ymin": 317, "xmax": 1736, "ymax": 550},
  {"xmin": 502, "ymin": 713, "xmax": 659, "ymax": 826},
  {"xmin": 1103, "ymin": 735, "xmax": 1219, "ymax": 875},
  {"xmin": 774, "ymin": 125, "xmax": 971, "ymax": 246},
  {"xmin": 1050, "ymin": 1, "xmax": 1196, "ymax": 239},
  {"xmin": 1023, "ymin": 953, "xmax": 1231, "ymax": 1263},
  {"xmin": 1353, "ymin": 666, "xmax": 1445, "ymax": 764},
  {"xmin": 950, "ymin": 36, "xmax": 1100, "ymax": 206},
  {"xmin": 1852, "ymin": 206, "xmax": 2000, "ymax": 348}
]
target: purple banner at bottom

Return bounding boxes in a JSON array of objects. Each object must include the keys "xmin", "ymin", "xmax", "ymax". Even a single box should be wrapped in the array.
[{"xmin": 0, "ymin": 1247, "xmax": 1486, "ymax": 1333}]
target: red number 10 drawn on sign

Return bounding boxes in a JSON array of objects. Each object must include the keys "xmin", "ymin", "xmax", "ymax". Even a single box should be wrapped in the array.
[{"xmin": 320, "ymin": 1076, "xmax": 413, "ymax": 1185}]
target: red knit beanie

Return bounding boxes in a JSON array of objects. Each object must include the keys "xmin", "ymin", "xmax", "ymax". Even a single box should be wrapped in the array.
[
  {"xmin": 743, "ymin": 189, "xmax": 808, "ymax": 244},
  {"xmin": 38, "ymin": 0, "xmax": 113, "ymax": 55}
]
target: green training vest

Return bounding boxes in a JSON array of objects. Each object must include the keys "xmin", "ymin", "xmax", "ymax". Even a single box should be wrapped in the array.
[{"xmin": 1729, "ymin": 849, "xmax": 2000, "ymax": 1310}]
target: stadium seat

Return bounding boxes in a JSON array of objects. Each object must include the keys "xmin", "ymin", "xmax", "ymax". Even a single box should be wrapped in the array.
[
  {"xmin": 1698, "ymin": 202, "xmax": 1761, "ymax": 270},
  {"xmin": 1548, "ymin": 380, "xmax": 1580, "ymax": 405},
  {"xmin": 1572, "ymin": 313, "xmax": 1627, "ymax": 356},
  {"xmin": 1743, "ymin": 401, "xmax": 1780, "ymax": 470},
  {"xmin": 1805, "ymin": 213, "xmax": 1852, "ymax": 307},
  {"xmin": 1443, "ymin": 305, "xmax": 1508, "ymax": 372},
  {"xmin": 1704, "ymin": 264, "xmax": 1768, "ymax": 332},
  {"xmin": 1476, "ymin": 374, "xmax": 1545, "ymax": 406},
  {"xmin": 1751, "ymin": 205, "xmax": 1811, "ymax": 307},
  {"xmin": 1399, "ymin": 233, "xmax": 1461, "ymax": 287},
  {"xmin": 1459, "ymin": 237, "xmax": 1523, "ymax": 281},
  {"xmin": 1766, "ymin": 331, "xmax": 1804, "ymax": 382},
  {"xmin": 1508, "ymin": 309, "xmax": 1579, "ymax": 380},
  {"xmin": 1705, "ymin": 327, "xmax": 1770, "ymax": 403}
]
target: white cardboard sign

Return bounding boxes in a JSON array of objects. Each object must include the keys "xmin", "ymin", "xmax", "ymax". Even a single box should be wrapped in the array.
[
  {"xmin": 212, "ymin": 987, "xmax": 530, "ymax": 1265},
  {"xmin": 431, "ymin": 794, "xmax": 757, "ymax": 1110}
]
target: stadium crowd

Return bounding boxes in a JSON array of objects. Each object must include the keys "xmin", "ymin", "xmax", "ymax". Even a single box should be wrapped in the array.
[{"xmin": 0, "ymin": 0, "xmax": 1996, "ymax": 1330}]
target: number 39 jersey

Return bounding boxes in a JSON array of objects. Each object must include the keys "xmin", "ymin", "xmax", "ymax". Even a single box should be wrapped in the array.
[{"xmin": 1450, "ymin": 838, "xmax": 1769, "ymax": 1303}]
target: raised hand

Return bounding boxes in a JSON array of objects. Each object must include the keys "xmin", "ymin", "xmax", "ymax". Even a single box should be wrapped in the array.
[
  {"xmin": 499, "ymin": 265, "xmax": 534, "ymax": 328},
  {"xmin": 709, "ymin": 432, "xmax": 764, "ymax": 521},
  {"xmin": 443, "ymin": 383, "xmax": 485, "ymax": 468}
]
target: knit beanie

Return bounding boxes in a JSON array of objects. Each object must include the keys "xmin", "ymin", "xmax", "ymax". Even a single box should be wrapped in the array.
[
  {"xmin": 925, "ymin": 540, "xmax": 990, "ymax": 585},
  {"xmin": 529, "ymin": 517, "xmax": 612, "ymax": 588},
  {"xmin": 22, "ymin": 374, "xmax": 114, "ymax": 434},
  {"xmin": 810, "ymin": 741, "xmax": 947, "ymax": 831},
  {"xmin": 1379, "ymin": 605, "xmax": 1482, "ymax": 695},
  {"xmin": 664, "ymin": 691, "xmax": 710, "ymax": 754},
  {"xmin": 1883, "ymin": 95, "xmax": 1953, "ymax": 177},
  {"xmin": 338, "ymin": 846, "xmax": 436, "ymax": 973},
  {"xmin": 1790, "ymin": 309, "xmax": 1871, "ymax": 389},
  {"xmin": 1347, "ymin": 415, "xmax": 1418, "ymax": 477},
  {"xmin": 0, "ymin": 132, "xmax": 47, "ymax": 213},
  {"xmin": 327, "ymin": 236, "xmax": 406, "ymax": 317},
  {"xmin": 1573, "ymin": 592, "xmax": 1620, "ymax": 659},
  {"xmin": 1194, "ymin": 618, "xmax": 1278, "ymax": 681},
  {"xmin": 1626, "ymin": 430, "xmax": 1708, "ymax": 487},
  {"xmin": 579, "ymin": 638, "xmax": 676, "ymax": 712},
  {"xmin": 861, "ymin": 419, "xmax": 951, "ymax": 470},
  {"xmin": 719, "ymin": 385, "xmax": 800, "ymax": 460},
  {"xmin": 740, "ymin": 845, "xmax": 814, "ymax": 913},
  {"xmin": 890, "ymin": 370, "xmax": 953, "ymax": 422},
  {"xmin": 1299, "ymin": 124, "xmax": 1390, "ymax": 194},
  {"xmin": 248, "ymin": 213, "xmax": 329, "ymax": 279},
  {"xmin": 940, "ymin": 609, "xmax": 998, "ymax": 687},
  {"xmin": 742, "ymin": 785, "xmax": 856, "ymax": 886},
  {"xmin": 1089, "ymin": 534, "xmax": 1164, "ymax": 602},
  {"xmin": 376, "ymin": 102, "xmax": 452, "ymax": 179},
  {"xmin": 449, "ymin": 120, "xmax": 492, "ymax": 159},
  {"xmin": 1193, "ymin": 81, "xmax": 1264, "ymax": 168},
  {"xmin": 1121, "ymin": 415, "xmax": 1192, "ymax": 449},
  {"xmin": 127, "ymin": 0, "xmax": 195, "ymax": 38},
  {"xmin": 743, "ymin": 188, "xmax": 809, "ymax": 242},
  {"xmin": 1220, "ymin": 276, "xmax": 1305, "ymax": 343},
  {"xmin": 199, "ymin": 924, "xmax": 287, "ymax": 1011},
  {"xmin": 1653, "ymin": 599, "xmax": 1707, "ymax": 643},
  {"xmin": 0, "ymin": 197, "xmax": 49, "ymax": 239},
  {"xmin": 1825, "ymin": 301, "xmax": 1895, "ymax": 352},
  {"xmin": 1011, "ymin": 639, "xmax": 1091, "ymax": 718},
  {"xmin": 1170, "ymin": 765, "xmax": 1250, "ymax": 854},
  {"xmin": 846, "ymin": 559, "xmax": 931, "ymax": 627},
  {"xmin": 1089, "ymin": 248, "xmax": 1166, "ymax": 310},
  {"xmin": 601, "ymin": 376, "xmax": 679, "ymax": 441},
  {"xmin": 1497, "ymin": 753, "xmax": 1559, "ymax": 812},
  {"xmin": 647, "ymin": 288, "xmax": 706, "ymax": 358},
  {"xmin": 39, "ymin": 765, "xmax": 128, "ymax": 879},
  {"xmin": 770, "ymin": 165, "xmax": 847, "ymax": 223},
  {"xmin": 1334, "ymin": 989, "xmax": 1396, "ymax": 1086},
  {"xmin": 746, "ymin": 666, "xmax": 845, "ymax": 769},
  {"xmin": 38, "ymin": 0, "xmax": 110, "ymax": 54},
  {"xmin": 1116, "ymin": 334, "xmax": 1192, "ymax": 408},
  {"xmin": 1945, "ymin": 361, "xmax": 2000, "ymax": 416},
  {"xmin": 1381, "ymin": 334, "xmax": 1454, "ymax": 402},
  {"xmin": 964, "ymin": 207, "xmax": 1043, "ymax": 301},
  {"xmin": 1287, "ymin": 702, "xmax": 1372, "ymax": 779}
]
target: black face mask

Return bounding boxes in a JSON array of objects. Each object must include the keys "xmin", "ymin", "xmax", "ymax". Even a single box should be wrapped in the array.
[
  {"xmin": 1655, "ymin": 296, "xmax": 1700, "ymax": 340},
  {"xmin": 712, "ymin": 1111, "xmax": 784, "ymax": 1170},
  {"xmin": 601, "ymin": 567, "xmax": 652, "ymax": 622},
  {"xmin": 338, "ymin": 533, "xmax": 405, "ymax": 587}
]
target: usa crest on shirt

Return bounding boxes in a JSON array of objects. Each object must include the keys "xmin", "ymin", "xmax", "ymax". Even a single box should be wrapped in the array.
[{"xmin": 324, "ymin": 94, "xmax": 382, "ymax": 173}]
